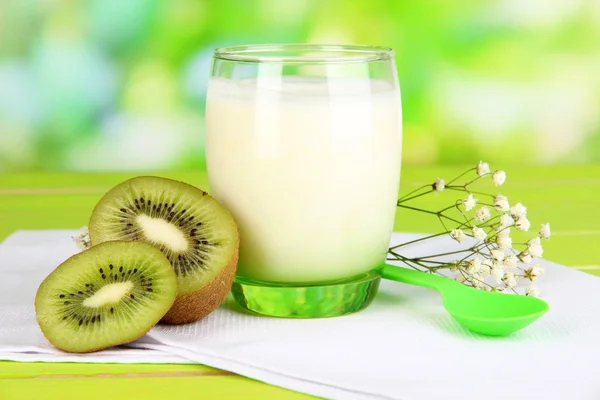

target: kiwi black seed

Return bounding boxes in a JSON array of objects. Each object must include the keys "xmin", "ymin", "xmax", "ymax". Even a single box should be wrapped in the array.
[
  {"xmin": 88, "ymin": 176, "xmax": 239, "ymax": 324},
  {"xmin": 35, "ymin": 241, "xmax": 177, "ymax": 353}
]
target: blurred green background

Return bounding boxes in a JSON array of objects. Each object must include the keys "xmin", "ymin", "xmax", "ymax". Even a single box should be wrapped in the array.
[{"xmin": 1, "ymin": 0, "xmax": 599, "ymax": 172}]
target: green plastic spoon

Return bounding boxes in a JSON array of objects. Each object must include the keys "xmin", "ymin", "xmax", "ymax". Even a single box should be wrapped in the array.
[{"xmin": 377, "ymin": 264, "xmax": 549, "ymax": 336}]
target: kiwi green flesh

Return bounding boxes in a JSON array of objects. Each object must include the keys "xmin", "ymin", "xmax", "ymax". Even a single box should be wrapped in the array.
[
  {"xmin": 35, "ymin": 241, "xmax": 177, "ymax": 353},
  {"xmin": 88, "ymin": 176, "xmax": 238, "ymax": 296}
]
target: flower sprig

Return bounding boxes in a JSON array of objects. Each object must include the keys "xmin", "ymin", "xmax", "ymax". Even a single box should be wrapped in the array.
[
  {"xmin": 388, "ymin": 161, "xmax": 551, "ymax": 297},
  {"xmin": 72, "ymin": 226, "xmax": 91, "ymax": 251}
]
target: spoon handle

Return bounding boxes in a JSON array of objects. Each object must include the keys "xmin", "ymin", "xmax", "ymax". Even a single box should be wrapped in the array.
[{"xmin": 376, "ymin": 264, "xmax": 460, "ymax": 292}]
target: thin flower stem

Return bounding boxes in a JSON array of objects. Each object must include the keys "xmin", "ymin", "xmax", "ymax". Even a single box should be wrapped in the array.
[
  {"xmin": 397, "ymin": 185, "xmax": 433, "ymax": 202},
  {"xmin": 463, "ymin": 174, "xmax": 486, "ymax": 186},
  {"xmin": 388, "ymin": 250, "xmax": 452, "ymax": 270},
  {"xmin": 483, "ymin": 214, "xmax": 502, "ymax": 225},
  {"xmin": 437, "ymin": 214, "xmax": 450, "ymax": 232},
  {"xmin": 413, "ymin": 248, "xmax": 475, "ymax": 260},
  {"xmin": 445, "ymin": 187, "xmax": 494, "ymax": 198},
  {"xmin": 397, "ymin": 204, "xmax": 465, "ymax": 226},
  {"xmin": 390, "ymin": 217, "xmax": 476, "ymax": 250},
  {"xmin": 472, "ymin": 276, "xmax": 494, "ymax": 289},
  {"xmin": 428, "ymin": 264, "xmax": 454, "ymax": 271},
  {"xmin": 391, "ymin": 257, "xmax": 451, "ymax": 266},
  {"xmin": 444, "ymin": 186, "xmax": 468, "ymax": 192},
  {"xmin": 440, "ymin": 213, "xmax": 465, "ymax": 226},
  {"xmin": 392, "ymin": 256, "xmax": 425, "ymax": 271},
  {"xmin": 389, "ymin": 232, "xmax": 448, "ymax": 250},
  {"xmin": 397, "ymin": 190, "xmax": 436, "ymax": 204},
  {"xmin": 388, "ymin": 249, "xmax": 416, "ymax": 263},
  {"xmin": 455, "ymin": 244, "xmax": 487, "ymax": 264},
  {"xmin": 439, "ymin": 201, "xmax": 461, "ymax": 213},
  {"xmin": 387, "ymin": 249, "xmax": 402, "ymax": 259},
  {"xmin": 458, "ymin": 268, "xmax": 470, "ymax": 281},
  {"xmin": 387, "ymin": 257, "xmax": 449, "ymax": 267},
  {"xmin": 445, "ymin": 168, "xmax": 477, "ymax": 186},
  {"xmin": 481, "ymin": 241, "xmax": 496, "ymax": 258},
  {"xmin": 420, "ymin": 260, "xmax": 451, "ymax": 265},
  {"xmin": 388, "ymin": 250, "xmax": 422, "ymax": 265},
  {"xmin": 397, "ymin": 204, "xmax": 438, "ymax": 215}
]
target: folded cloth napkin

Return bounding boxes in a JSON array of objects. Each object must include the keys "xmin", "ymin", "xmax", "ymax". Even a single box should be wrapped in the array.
[
  {"xmin": 0, "ymin": 231, "xmax": 190, "ymax": 364},
  {"xmin": 1, "ymin": 230, "xmax": 600, "ymax": 400}
]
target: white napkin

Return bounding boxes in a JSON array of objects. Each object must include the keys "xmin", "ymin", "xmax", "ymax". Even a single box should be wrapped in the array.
[
  {"xmin": 0, "ymin": 231, "xmax": 190, "ymax": 364},
  {"xmin": 1, "ymin": 230, "xmax": 599, "ymax": 400}
]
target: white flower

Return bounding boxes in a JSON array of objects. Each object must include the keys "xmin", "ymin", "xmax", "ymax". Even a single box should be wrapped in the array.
[
  {"xmin": 497, "ymin": 227, "xmax": 511, "ymax": 238},
  {"xmin": 496, "ymin": 233, "xmax": 512, "ymax": 249},
  {"xmin": 492, "ymin": 170, "xmax": 506, "ymax": 186},
  {"xmin": 519, "ymin": 251, "xmax": 533, "ymax": 264},
  {"xmin": 515, "ymin": 216, "xmax": 531, "ymax": 232},
  {"xmin": 476, "ymin": 161, "xmax": 491, "ymax": 176},
  {"xmin": 434, "ymin": 178, "xmax": 445, "ymax": 192},
  {"xmin": 450, "ymin": 229, "xmax": 465, "ymax": 243},
  {"xmin": 510, "ymin": 203, "xmax": 527, "ymax": 219},
  {"xmin": 474, "ymin": 207, "xmax": 491, "ymax": 223},
  {"xmin": 494, "ymin": 194, "xmax": 510, "ymax": 212},
  {"xmin": 467, "ymin": 258, "xmax": 482, "ymax": 274},
  {"xmin": 490, "ymin": 249, "xmax": 505, "ymax": 262},
  {"xmin": 491, "ymin": 263, "xmax": 505, "ymax": 284},
  {"xmin": 526, "ymin": 285, "xmax": 540, "ymax": 298},
  {"xmin": 524, "ymin": 264, "xmax": 544, "ymax": 282},
  {"xmin": 528, "ymin": 237, "xmax": 544, "ymax": 258},
  {"xmin": 462, "ymin": 194, "xmax": 477, "ymax": 212},
  {"xmin": 72, "ymin": 226, "xmax": 91, "ymax": 251},
  {"xmin": 502, "ymin": 271, "xmax": 517, "ymax": 288},
  {"xmin": 456, "ymin": 274, "xmax": 467, "ymax": 284},
  {"xmin": 540, "ymin": 223, "xmax": 551, "ymax": 240},
  {"xmin": 480, "ymin": 259, "xmax": 493, "ymax": 278},
  {"xmin": 471, "ymin": 277, "xmax": 483, "ymax": 289},
  {"xmin": 499, "ymin": 214, "xmax": 514, "ymax": 229},
  {"xmin": 73, "ymin": 236, "xmax": 88, "ymax": 251},
  {"xmin": 504, "ymin": 255, "xmax": 518, "ymax": 269},
  {"xmin": 472, "ymin": 226, "xmax": 487, "ymax": 241}
]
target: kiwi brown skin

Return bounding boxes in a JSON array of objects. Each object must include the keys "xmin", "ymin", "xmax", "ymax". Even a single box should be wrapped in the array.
[
  {"xmin": 88, "ymin": 176, "xmax": 240, "ymax": 324},
  {"xmin": 161, "ymin": 238, "xmax": 238, "ymax": 324}
]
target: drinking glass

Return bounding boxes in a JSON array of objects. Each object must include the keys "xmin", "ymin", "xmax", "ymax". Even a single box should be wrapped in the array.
[{"xmin": 206, "ymin": 44, "xmax": 402, "ymax": 317}]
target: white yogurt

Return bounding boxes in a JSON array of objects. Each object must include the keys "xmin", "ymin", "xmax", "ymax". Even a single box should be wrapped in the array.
[{"xmin": 206, "ymin": 76, "xmax": 402, "ymax": 283}]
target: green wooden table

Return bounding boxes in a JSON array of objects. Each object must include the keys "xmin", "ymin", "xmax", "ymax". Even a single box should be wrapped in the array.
[{"xmin": 1, "ymin": 166, "xmax": 599, "ymax": 399}]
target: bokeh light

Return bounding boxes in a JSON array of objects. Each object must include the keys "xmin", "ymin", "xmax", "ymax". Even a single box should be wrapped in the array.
[{"xmin": 0, "ymin": 0, "xmax": 598, "ymax": 171}]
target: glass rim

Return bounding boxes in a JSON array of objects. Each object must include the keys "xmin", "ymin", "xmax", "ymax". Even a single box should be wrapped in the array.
[{"xmin": 213, "ymin": 44, "xmax": 394, "ymax": 64}]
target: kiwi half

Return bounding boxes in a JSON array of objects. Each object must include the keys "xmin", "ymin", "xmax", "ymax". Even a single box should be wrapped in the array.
[
  {"xmin": 35, "ymin": 241, "xmax": 177, "ymax": 353},
  {"xmin": 88, "ymin": 176, "xmax": 239, "ymax": 324}
]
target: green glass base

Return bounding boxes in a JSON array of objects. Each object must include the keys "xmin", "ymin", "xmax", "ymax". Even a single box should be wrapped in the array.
[{"xmin": 230, "ymin": 271, "xmax": 381, "ymax": 318}]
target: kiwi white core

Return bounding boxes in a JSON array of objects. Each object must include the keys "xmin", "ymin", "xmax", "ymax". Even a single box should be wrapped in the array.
[
  {"xmin": 136, "ymin": 214, "xmax": 188, "ymax": 252},
  {"xmin": 83, "ymin": 281, "xmax": 134, "ymax": 308}
]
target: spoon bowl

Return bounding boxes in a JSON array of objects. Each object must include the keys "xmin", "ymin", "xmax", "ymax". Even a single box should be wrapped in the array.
[
  {"xmin": 441, "ymin": 285, "xmax": 549, "ymax": 336},
  {"xmin": 377, "ymin": 264, "xmax": 549, "ymax": 336}
]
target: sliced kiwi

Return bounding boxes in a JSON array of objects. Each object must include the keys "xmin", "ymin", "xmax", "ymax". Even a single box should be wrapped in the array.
[
  {"xmin": 88, "ymin": 176, "xmax": 239, "ymax": 324},
  {"xmin": 35, "ymin": 241, "xmax": 177, "ymax": 353}
]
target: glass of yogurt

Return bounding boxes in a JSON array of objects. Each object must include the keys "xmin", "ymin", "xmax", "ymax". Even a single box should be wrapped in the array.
[{"xmin": 206, "ymin": 44, "xmax": 402, "ymax": 318}]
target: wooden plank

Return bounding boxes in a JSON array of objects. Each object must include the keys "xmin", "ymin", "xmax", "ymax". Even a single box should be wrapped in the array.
[
  {"xmin": 0, "ymin": 375, "xmax": 316, "ymax": 400},
  {"xmin": 0, "ymin": 166, "xmax": 597, "ymax": 399},
  {"xmin": 0, "ymin": 362, "xmax": 220, "ymax": 379}
]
